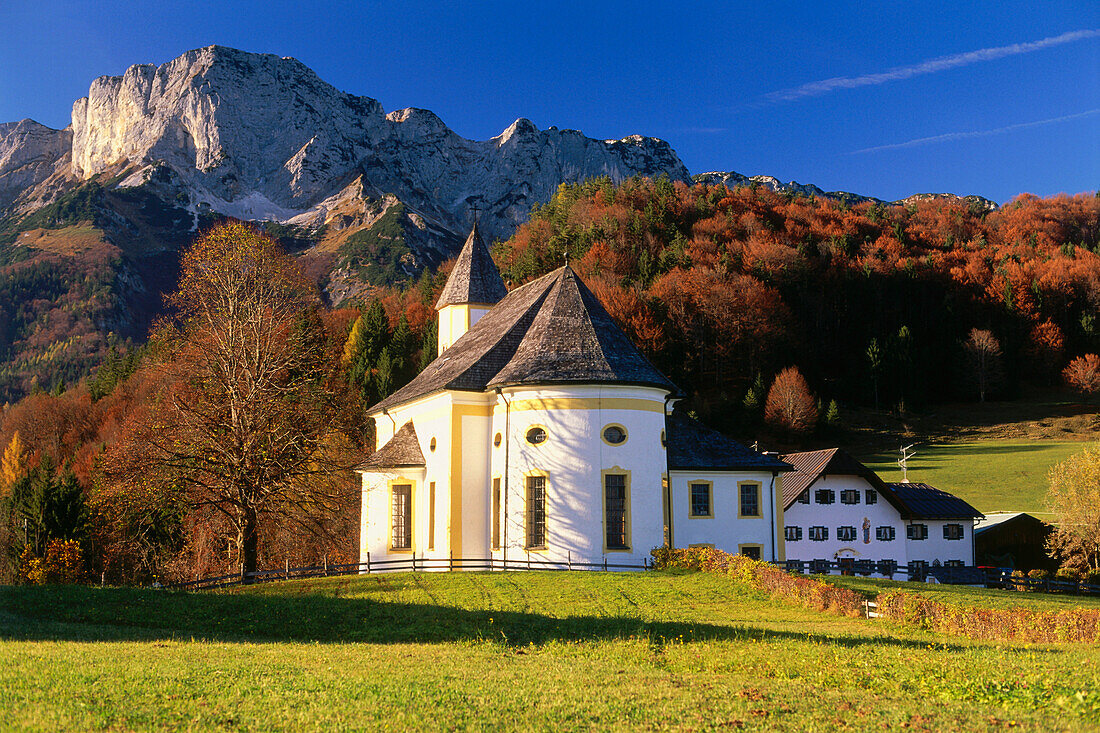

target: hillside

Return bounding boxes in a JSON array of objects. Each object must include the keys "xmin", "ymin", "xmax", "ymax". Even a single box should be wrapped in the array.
[
  {"xmin": 0, "ymin": 45, "xmax": 1012, "ymax": 402},
  {"xmin": 491, "ymin": 179, "xmax": 1100, "ymax": 432},
  {"xmin": 5, "ymin": 571, "xmax": 1100, "ymax": 730}
]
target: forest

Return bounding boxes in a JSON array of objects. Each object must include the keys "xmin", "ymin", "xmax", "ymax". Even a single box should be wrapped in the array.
[{"xmin": 0, "ymin": 179, "xmax": 1097, "ymax": 585}]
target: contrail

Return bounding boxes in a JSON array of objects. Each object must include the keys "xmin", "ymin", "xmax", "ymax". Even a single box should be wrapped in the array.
[
  {"xmin": 850, "ymin": 109, "xmax": 1100, "ymax": 154},
  {"xmin": 766, "ymin": 29, "xmax": 1100, "ymax": 103}
]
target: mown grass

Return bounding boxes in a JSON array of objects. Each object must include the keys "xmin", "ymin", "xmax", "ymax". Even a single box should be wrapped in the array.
[
  {"xmin": 823, "ymin": 574, "xmax": 1100, "ymax": 611},
  {"xmin": 3, "ymin": 571, "xmax": 1100, "ymax": 730},
  {"xmin": 861, "ymin": 439, "xmax": 1092, "ymax": 514}
]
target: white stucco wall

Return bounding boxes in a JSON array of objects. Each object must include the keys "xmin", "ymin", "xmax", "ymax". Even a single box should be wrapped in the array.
[
  {"xmin": 362, "ymin": 392, "xmax": 460, "ymax": 567},
  {"xmin": 359, "ymin": 467, "xmax": 427, "ymax": 565},
  {"xmin": 782, "ymin": 475, "xmax": 975, "ymax": 567},
  {"xmin": 905, "ymin": 519, "xmax": 975, "ymax": 566},
  {"xmin": 783, "ymin": 475, "xmax": 907, "ymax": 566},
  {"xmin": 489, "ymin": 384, "xmax": 669, "ymax": 568},
  {"xmin": 669, "ymin": 470, "xmax": 783, "ymax": 560}
]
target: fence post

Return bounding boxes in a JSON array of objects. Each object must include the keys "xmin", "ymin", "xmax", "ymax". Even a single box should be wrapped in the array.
[
  {"xmin": 285, "ymin": 557, "xmax": 289, "ymax": 579},
  {"xmin": 324, "ymin": 555, "xmax": 328, "ymax": 576},
  {"xmin": 366, "ymin": 551, "xmax": 371, "ymax": 574},
  {"xmin": 449, "ymin": 552, "xmax": 453, "ymax": 572},
  {"xmin": 240, "ymin": 563, "xmax": 245, "ymax": 584},
  {"xmin": 603, "ymin": 556, "xmax": 607, "ymax": 572},
  {"xmin": 568, "ymin": 551, "xmax": 572, "ymax": 571},
  {"xmin": 526, "ymin": 550, "xmax": 531, "ymax": 571}
]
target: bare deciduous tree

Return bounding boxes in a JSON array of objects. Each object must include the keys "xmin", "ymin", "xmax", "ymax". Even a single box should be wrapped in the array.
[
  {"xmin": 963, "ymin": 328, "xmax": 1004, "ymax": 402},
  {"xmin": 103, "ymin": 222, "xmax": 362, "ymax": 575}
]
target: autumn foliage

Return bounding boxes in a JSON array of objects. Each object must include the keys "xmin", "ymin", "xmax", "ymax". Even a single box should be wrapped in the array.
[
  {"xmin": 494, "ymin": 178, "xmax": 1100, "ymax": 427},
  {"xmin": 650, "ymin": 546, "xmax": 863, "ymax": 617},
  {"xmin": 1063, "ymin": 354, "xmax": 1100, "ymax": 396},
  {"xmin": 764, "ymin": 366, "xmax": 817, "ymax": 435}
]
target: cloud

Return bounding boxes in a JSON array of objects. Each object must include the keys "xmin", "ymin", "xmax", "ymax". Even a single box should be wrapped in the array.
[
  {"xmin": 766, "ymin": 29, "xmax": 1100, "ymax": 103},
  {"xmin": 849, "ymin": 108, "xmax": 1100, "ymax": 154}
]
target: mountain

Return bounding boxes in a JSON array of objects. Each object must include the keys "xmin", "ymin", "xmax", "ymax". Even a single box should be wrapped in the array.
[
  {"xmin": 693, "ymin": 171, "xmax": 998, "ymax": 212},
  {"xmin": 0, "ymin": 45, "xmax": 997, "ymax": 400}
]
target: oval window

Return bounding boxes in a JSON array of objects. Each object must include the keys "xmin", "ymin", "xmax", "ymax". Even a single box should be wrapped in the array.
[
  {"xmin": 494, "ymin": 432, "xmax": 502, "ymax": 447},
  {"xmin": 603, "ymin": 425, "xmax": 627, "ymax": 445},
  {"xmin": 526, "ymin": 426, "xmax": 547, "ymax": 445},
  {"xmin": 660, "ymin": 430, "xmax": 666, "ymax": 447},
  {"xmin": 429, "ymin": 437, "xmax": 437, "ymax": 452}
]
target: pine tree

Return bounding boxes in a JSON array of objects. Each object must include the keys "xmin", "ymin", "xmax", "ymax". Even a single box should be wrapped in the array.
[{"xmin": 742, "ymin": 373, "xmax": 765, "ymax": 415}]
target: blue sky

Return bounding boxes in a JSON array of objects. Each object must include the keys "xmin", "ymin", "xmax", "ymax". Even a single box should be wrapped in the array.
[{"xmin": 1, "ymin": 0, "xmax": 1097, "ymax": 203}]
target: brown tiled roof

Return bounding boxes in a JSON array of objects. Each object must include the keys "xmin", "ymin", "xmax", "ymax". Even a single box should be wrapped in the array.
[
  {"xmin": 667, "ymin": 412, "xmax": 790, "ymax": 472},
  {"xmin": 372, "ymin": 265, "xmax": 679, "ymax": 412},
  {"xmin": 780, "ymin": 448, "xmax": 897, "ymax": 510},
  {"xmin": 780, "ymin": 448, "xmax": 980, "ymax": 519},
  {"xmin": 435, "ymin": 222, "xmax": 508, "ymax": 308},
  {"xmin": 357, "ymin": 421, "xmax": 425, "ymax": 470}
]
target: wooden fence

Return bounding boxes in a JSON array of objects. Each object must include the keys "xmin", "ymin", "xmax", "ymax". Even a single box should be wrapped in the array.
[
  {"xmin": 780, "ymin": 559, "xmax": 1100, "ymax": 597},
  {"xmin": 166, "ymin": 553, "xmax": 651, "ymax": 591},
  {"xmin": 163, "ymin": 554, "xmax": 1100, "ymax": 598}
]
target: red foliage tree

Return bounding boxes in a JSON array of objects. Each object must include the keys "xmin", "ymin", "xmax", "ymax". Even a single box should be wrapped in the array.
[
  {"xmin": 764, "ymin": 367, "xmax": 817, "ymax": 435},
  {"xmin": 1064, "ymin": 354, "xmax": 1100, "ymax": 397}
]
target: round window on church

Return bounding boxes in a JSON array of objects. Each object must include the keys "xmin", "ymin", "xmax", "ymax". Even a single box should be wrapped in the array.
[
  {"xmin": 494, "ymin": 432, "xmax": 502, "ymax": 447},
  {"xmin": 526, "ymin": 426, "xmax": 547, "ymax": 445},
  {"xmin": 430, "ymin": 437, "xmax": 437, "ymax": 452},
  {"xmin": 602, "ymin": 424, "xmax": 627, "ymax": 445}
]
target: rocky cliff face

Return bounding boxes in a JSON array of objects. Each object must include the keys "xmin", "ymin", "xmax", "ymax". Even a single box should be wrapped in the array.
[
  {"xmin": 59, "ymin": 45, "xmax": 689, "ymax": 244},
  {"xmin": 0, "ymin": 119, "xmax": 72, "ymax": 209}
]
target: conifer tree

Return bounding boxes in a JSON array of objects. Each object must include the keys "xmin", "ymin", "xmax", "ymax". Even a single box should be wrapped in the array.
[{"xmin": 1, "ymin": 431, "xmax": 28, "ymax": 496}]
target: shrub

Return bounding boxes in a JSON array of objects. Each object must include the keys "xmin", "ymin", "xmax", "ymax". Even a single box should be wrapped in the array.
[
  {"xmin": 1055, "ymin": 567, "xmax": 1082, "ymax": 583},
  {"xmin": 651, "ymin": 547, "xmax": 863, "ymax": 617},
  {"xmin": 875, "ymin": 590, "xmax": 1100, "ymax": 643},
  {"xmin": 1028, "ymin": 569, "xmax": 1051, "ymax": 580},
  {"xmin": 19, "ymin": 538, "xmax": 84, "ymax": 584}
]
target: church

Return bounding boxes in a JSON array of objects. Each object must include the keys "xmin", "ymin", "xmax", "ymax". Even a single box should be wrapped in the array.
[{"xmin": 357, "ymin": 223, "xmax": 790, "ymax": 569}]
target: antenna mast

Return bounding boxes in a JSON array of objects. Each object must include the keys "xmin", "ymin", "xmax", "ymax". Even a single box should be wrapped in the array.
[{"xmin": 898, "ymin": 443, "xmax": 916, "ymax": 483}]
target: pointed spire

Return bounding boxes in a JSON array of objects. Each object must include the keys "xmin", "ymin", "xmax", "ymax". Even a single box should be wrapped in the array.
[{"xmin": 435, "ymin": 222, "xmax": 508, "ymax": 309}]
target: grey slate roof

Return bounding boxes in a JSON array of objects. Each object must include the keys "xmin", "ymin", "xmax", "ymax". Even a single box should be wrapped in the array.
[
  {"xmin": 434, "ymin": 222, "xmax": 508, "ymax": 308},
  {"xmin": 372, "ymin": 265, "xmax": 679, "ymax": 412},
  {"xmin": 357, "ymin": 421, "xmax": 425, "ymax": 470},
  {"xmin": 887, "ymin": 482, "xmax": 983, "ymax": 520},
  {"xmin": 667, "ymin": 412, "xmax": 791, "ymax": 472}
]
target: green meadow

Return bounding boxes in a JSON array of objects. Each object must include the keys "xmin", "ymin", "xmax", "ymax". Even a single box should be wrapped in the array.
[
  {"xmin": 861, "ymin": 439, "xmax": 1092, "ymax": 515},
  {"xmin": 3, "ymin": 571, "xmax": 1100, "ymax": 731}
]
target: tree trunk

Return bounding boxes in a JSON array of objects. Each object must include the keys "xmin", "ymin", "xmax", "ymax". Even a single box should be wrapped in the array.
[{"xmin": 240, "ymin": 507, "xmax": 260, "ymax": 579}]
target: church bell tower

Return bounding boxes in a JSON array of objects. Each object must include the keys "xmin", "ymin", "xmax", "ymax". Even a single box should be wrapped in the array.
[{"xmin": 435, "ymin": 221, "xmax": 508, "ymax": 354}]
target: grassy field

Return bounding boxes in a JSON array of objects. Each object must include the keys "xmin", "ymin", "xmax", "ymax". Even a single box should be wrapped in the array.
[
  {"xmin": 823, "ymin": 575, "xmax": 1100, "ymax": 611},
  {"xmin": 3, "ymin": 571, "xmax": 1100, "ymax": 731},
  {"xmin": 861, "ymin": 439, "xmax": 1091, "ymax": 514}
]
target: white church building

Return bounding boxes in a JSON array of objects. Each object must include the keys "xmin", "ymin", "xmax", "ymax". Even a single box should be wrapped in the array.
[{"xmin": 357, "ymin": 223, "xmax": 790, "ymax": 569}]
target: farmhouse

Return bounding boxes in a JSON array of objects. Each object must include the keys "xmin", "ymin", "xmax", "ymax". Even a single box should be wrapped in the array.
[
  {"xmin": 780, "ymin": 448, "xmax": 982, "ymax": 572},
  {"xmin": 357, "ymin": 223, "xmax": 789, "ymax": 568}
]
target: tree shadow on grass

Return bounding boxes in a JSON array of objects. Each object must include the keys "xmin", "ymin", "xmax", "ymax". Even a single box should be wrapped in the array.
[{"xmin": 0, "ymin": 583, "xmax": 981, "ymax": 652}]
